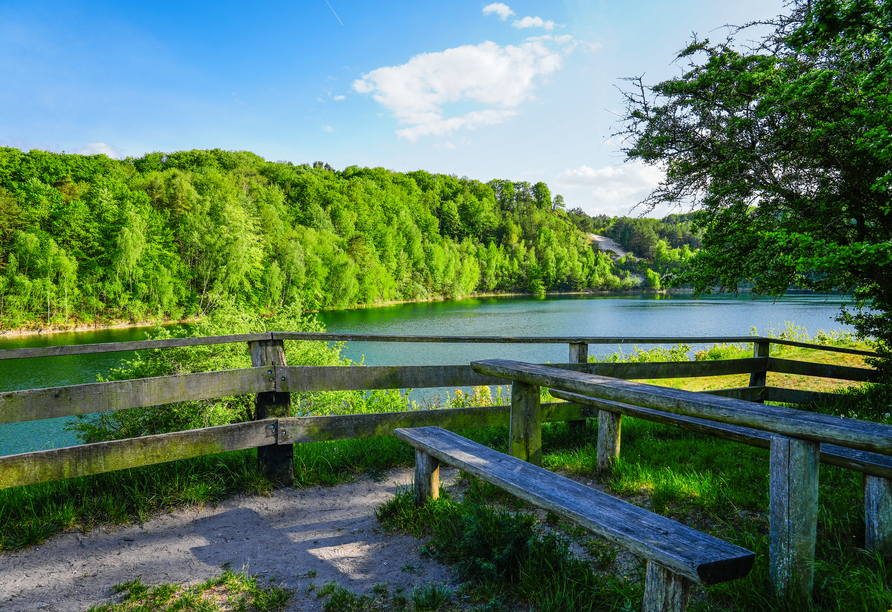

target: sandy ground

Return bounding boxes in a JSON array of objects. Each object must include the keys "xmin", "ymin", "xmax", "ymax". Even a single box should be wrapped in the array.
[{"xmin": 0, "ymin": 467, "xmax": 460, "ymax": 611}]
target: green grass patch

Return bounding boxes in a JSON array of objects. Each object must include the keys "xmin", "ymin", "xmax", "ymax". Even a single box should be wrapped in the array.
[{"xmin": 84, "ymin": 569, "xmax": 293, "ymax": 611}]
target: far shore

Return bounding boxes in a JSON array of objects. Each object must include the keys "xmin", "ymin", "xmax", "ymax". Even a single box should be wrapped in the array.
[{"xmin": 0, "ymin": 287, "xmax": 701, "ymax": 340}]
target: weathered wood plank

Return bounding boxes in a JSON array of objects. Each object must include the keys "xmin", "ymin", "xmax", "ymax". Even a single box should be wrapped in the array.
[
  {"xmin": 473, "ymin": 360, "xmax": 892, "ymax": 455},
  {"xmin": 764, "ymin": 387, "xmax": 846, "ymax": 405},
  {"xmin": 568, "ymin": 343, "xmax": 589, "ymax": 433},
  {"xmin": 272, "ymin": 332, "xmax": 759, "ymax": 345},
  {"xmin": 275, "ymin": 402, "xmax": 593, "ymax": 445},
  {"xmin": 394, "ymin": 426, "xmax": 755, "ymax": 585},
  {"xmin": 0, "ymin": 368, "xmax": 275, "ymax": 425},
  {"xmin": 643, "ymin": 561, "xmax": 692, "ymax": 612},
  {"xmin": 511, "ymin": 381, "xmax": 542, "ymax": 466},
  {"xmin": 597, "ymin": 410, "xmax": 622, "ymax": 472},
  {"xmin": 0, "ymin": 333, "xmax": 271, "ymax": 361},
  {"xmin": 769, "ymin": 436, "xmax": 819, "ymax": 603},
  {"xmin": 586, "ymin": 358, "xmax": 764, "ymax": 380},
  {"xmin": 865, "ymin": 476, "xmax": 892, "ymax": 554},
  {"xmin": 251, "ymin": 340, "xmax": 293, "ymax": 487},
  {"xmin": 0, "ymin": 420, "xmax": 277, "ymax": 490},
  {"xmin": 768, "ymin": 358, "xmax": 877, "ymax": 382},
  {"xmin": 750, "ymin": 341, "xmax": 770, "ymax": 402},
  {"xmin": 278, "ymin": 365, "xmax": 506, "ymax": 392},
  {"xmin": 550, "ymin": 389, "xmax": 892, "ymax": 480},
  {"xmin": 415, "ymin": 449, "xmax": 440, "ymax": 507},
  {"xmin": 760, "ymin": 338, "xmax": 875, "ymax": 356},
  {"xmin": 703, "ymin": 387, "xmax": 765, "ymax": 401}
]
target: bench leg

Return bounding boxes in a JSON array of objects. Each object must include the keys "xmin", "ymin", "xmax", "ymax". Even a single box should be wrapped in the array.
[
  {"xmin": 597, "ymin": 410, "xmax": 622, "ymax": 472},
  {"xmin": 510, "ymin": 381, "xmax": 542, "ymax": 466},
  {"xmin": 414, "ymin": 449, "xmax": 439, "ymax": 507},
  {"xmin": 642, "ymin": 561, "xmax": 691, "ymax": 612},
  {"xmin": 865, "ymin": 475, "xmax": 892, "ymax": 555},
  {"xmin": 769, "ymin": 436, "xmax": 819, "ymax": 604}
]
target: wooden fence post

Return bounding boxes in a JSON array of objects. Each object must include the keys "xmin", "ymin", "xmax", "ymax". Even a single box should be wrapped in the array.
[
  {"xmin": 769, "ymin": 435, "xmax": 819, "ymax": 604},
  {"xmin": 597, "ymin": 409, "xmax": 622, "ymax": 473},
  {"xmin": 749, "ymin": 340, "xmax": 770, "ymax": 403},
  {"xmin": 865, "ymin": 475, "xmax": 892, "ymax": 554},
  {"xmin": 568, "ymin": 342, "xmax": 589, "ymax": 433},
  {"xmin": 510, "ymin": 381, "xmax": 542, "ymax": 466},
  {"xmin": 249, "ymin": 339, "xmax": 293, "ymax": 487}
]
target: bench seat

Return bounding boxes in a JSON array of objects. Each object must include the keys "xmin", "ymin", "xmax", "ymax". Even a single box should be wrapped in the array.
[{"xmin": 394, "ymin": 426, "xmax": 754, "ymax": 588}]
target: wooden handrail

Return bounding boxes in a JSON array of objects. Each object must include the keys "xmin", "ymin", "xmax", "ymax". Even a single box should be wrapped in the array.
[{"xmin": 0, "ymin": 331, "xmax": 874, "ymax": 360}]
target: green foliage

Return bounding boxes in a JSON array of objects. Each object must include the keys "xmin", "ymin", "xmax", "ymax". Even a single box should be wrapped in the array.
[
  {"xmin": 619, "ymin": 0, "xmax": 892, "ymax": 379},
  {"xmin": 68, "ymin": 300, "xmax": 355, "ymax": 442},
  {"xmin": 0, "ymin": 148, "xmax": 690, "ymax": 331},
  {"xmin": 593, "ymin": 343, "xmax": 692, "ymax": 363}
]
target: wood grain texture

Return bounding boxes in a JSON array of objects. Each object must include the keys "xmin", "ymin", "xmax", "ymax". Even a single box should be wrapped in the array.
[
  {"xmin": 0, "ymin": 333, "xmax": 271, "ymax": 361},
  {"xmin": 769, "ymin": 436, "xmax": 819, "ymax": 602},
  {"xmin": 272, "ymin": 332, "xmax": 759, "ymax": 345},
  {"xmin": 550, "ymin": 390, "xmax": 892, "ymax": 479},
  {"xmin": 643, "ymin": 561, "xmax": 692, "ymax": 612},
  {"xmin": 394, "ymin": 426, "xmax": 754, "ymax": 585},
  {"xmin": 472, "ymin": 360, "xmax": 892, "ymax": 455},
  {"xmin": 511, "ymin": 381, "xmax": 542, "ymax": 466},
  {"xmin": 0, "ymin": 420, "xmax": 277, "ymax": 490},
  {"xmin": 251, "ymin": 340, "xmax": 292, "ymax": 487},
  {"xmin": 865, "ymin": 476, "xmax": 892, "ymax": 554},
  {"xmin": 568, "ymin": 343, "xmax": 589, "ymax": 432},
  {"xmin": 276, "ymin": 402, "xmax": 594, "ymax": 445},
  {"xmin": 768, "ymin": 358, "xmax": 877, "ymax": 382},
  {"xmin": 586, "ymin": 358, "xmax": 764, "ymax": 380},
  {"xmin": 277, "ymin": 365, "xmax": 505, "ymax": 391},
  {"xmin": 749, "ymin": 341, "xmax": 770, "ymax": 398},
  {"xmin": 414, "ymin": 449, "xmax": 440, "ymax": 507},
  {"xmin": 0, "ymin": 368, "xmax": 275, "ymax": 425},
  {"xmin": 597, "ymin": 410, "xmax": 622, "ymax": 472}
]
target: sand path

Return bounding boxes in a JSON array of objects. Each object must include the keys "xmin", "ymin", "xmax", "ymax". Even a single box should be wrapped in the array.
[{"xmin": 0, "ymin": 467, "xmax": 459, "ymax": 611}]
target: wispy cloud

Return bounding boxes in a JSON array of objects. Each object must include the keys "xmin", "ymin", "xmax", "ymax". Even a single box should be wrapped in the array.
[
  {"xmin": 556, "ymin": 162, "xmax": 664, "ymax": 209},
  {"xmin": 333, "ymin": 95, "xmax": 345, "ymax": 101},
  {"xmin": 73, "ymin": 142, "xmax": 122, "ymax": 158},
  {"xmin": 513, "ymin": 16, "xmax": 555, "ymax": 30},
  {"xmin": 353, "ymin": 40, "xmax": 564, "ymax": 141},
  {"xmin": 482, "ymin": 3, "xmax": 514, "ymax": 20},
  {"xmin": 321, "ymin": 125, "xmax": 334, "ymax": 133}
]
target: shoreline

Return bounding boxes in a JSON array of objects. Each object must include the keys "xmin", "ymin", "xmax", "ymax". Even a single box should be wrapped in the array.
[{"xmin": 0, "ymin": 289, "xmax": 671, "ymax": 339}]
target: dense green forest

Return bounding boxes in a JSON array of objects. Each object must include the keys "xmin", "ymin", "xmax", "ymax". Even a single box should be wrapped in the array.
[{"xmin": 0, "ymin": 147, "xmax": 696, "ymax": 329}]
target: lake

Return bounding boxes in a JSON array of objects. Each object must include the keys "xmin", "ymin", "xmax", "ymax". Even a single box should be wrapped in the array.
[{"xmin": 0, "ymin": 292, "xmax": 858, "ymax": 456}]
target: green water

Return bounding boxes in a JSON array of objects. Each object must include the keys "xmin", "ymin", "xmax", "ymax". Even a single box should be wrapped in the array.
[{"xmin": 0, "ymin": 293, "xmax": 857, "ymax": 456}]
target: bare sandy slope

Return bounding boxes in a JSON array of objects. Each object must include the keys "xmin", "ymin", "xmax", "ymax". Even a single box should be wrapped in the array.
[{"xmin": 0, "ymin": 467, "xmax": 459, "ymax": 612}]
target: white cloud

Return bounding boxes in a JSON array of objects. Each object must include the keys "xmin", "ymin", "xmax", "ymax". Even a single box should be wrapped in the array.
[
  {"xmin": 556, "ymin": 162, "xmax": 665, "ymax": 210},
  {"xmin": 353, "ymin": 40, "xmax": 563, "ymax": 141},
  {"xmin": 321, "ymin": 125, "xmax": 334, "ymax": 133},
  {"xmin": 513, "ymin": 16, "xmax": 555, "ymax": 30},
  {"xmin": 482, "ymin": 3, "xmax": 514, "ymax": 19},
  {"xmin": 73, "ymin": 143, "xmax": 122, "ymax": 158},
  {"xmin": 333, "ymin": 95, "xmax": 345, "ymax": 101}
]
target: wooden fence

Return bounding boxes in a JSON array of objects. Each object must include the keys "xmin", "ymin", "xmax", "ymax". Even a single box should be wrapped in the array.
[{"xmin": 0, "ymin": 332, "xmax": 879, "ymax": 602}]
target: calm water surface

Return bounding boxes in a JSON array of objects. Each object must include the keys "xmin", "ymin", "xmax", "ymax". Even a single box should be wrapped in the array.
[{"xmin": 0, "ymin": 293, "xmax": 857, "ymax": 455}]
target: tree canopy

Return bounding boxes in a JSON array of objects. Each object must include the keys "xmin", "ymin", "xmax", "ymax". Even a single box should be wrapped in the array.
[{"xmin": 619, "ymin": 0, "xmax": 892, "ymax": 377}]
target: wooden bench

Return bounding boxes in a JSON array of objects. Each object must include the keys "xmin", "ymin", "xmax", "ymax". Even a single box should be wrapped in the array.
[
  {"xmin": 469, "ymin": 358, "xmax": 892, "ymax": 604},
  {"xmin": 394, "ymin": 426, "xmax": 755, "ymax": 612},
  {"xmin": 548, "ymin": 389, "xmax": 892, "ymax": 555}
]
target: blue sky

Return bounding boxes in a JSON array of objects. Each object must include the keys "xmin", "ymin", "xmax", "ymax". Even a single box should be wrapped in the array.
[{"xmin": 1, "ymin": 0, "xmax": 784, "ymax": 217}]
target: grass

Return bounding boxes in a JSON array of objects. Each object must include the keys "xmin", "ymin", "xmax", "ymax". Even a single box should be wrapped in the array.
[
  {"xmin": 3, "ymin": 325, "xmax": 890, "ymax": 610},
  {"xmin": 83, "ymin": 569, "xmax": 294, "ymax": 611}
]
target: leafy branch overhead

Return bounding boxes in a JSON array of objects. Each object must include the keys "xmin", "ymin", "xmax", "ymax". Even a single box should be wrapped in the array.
[{"xmin": 617, "ymin": 0, "xmax": 892, "ymax": 378}]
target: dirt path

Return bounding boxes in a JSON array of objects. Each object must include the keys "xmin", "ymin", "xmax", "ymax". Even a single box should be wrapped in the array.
[{"xmin": 0, "ymin": 467, "xmax": 459, "ymax": 611}]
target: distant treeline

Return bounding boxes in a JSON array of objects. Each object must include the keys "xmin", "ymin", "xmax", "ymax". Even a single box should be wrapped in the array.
[{"xmin": 0, "ymin": 148, "xmax": 696, "ymax": 329}]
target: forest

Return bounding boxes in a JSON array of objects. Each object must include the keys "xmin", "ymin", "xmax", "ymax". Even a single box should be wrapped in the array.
[{"xmin": 0, "ymin": 147, "xmax": 696, "ymax": 329}]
